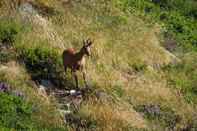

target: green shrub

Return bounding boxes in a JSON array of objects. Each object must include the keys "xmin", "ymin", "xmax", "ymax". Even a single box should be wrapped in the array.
[
  {"xmin": 162, "ymin": 12, "xmax": 197, "ymax": 50},
  {"xmin": 112, "ymin": 84, "xmax": 124, "ymax": 98},
  {"xmin": 152, "ymin": 0, "xmax": 197, "ymax": 19},
  {"xmin": 16, "ymin": 44, "xmax": 72, "ymax": 88},
  {"xmin": 131, "ymin": 62, "xmax": 147, "ymax": 72},
  {"xmin": 0, "ymin": 92, "xmax": 35, "ymax": 130},
  {"xmin": 163, "ymin": 53, "xmax": 197, "ymax": 103},
  {"xmin": 0, "ymin": 92, "xmax": 68, "ymax": 130},
  {"xmin": 0, "ymin": 19, "xmax": 21, "ymax": 45},
  {"xmin": 116, "ymin": 0, "xmax": 197, "ymax": 51},
  {"xmin": 134, "ymin": 104, "xmax": 181, "ymax": 129},
  {"xmin": 0, "ymin": 50, "xmax": 16, "ymax": 63}
]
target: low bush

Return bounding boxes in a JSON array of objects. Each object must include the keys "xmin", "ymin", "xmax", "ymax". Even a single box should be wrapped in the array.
[
  {"xmin": 134, "ymin": 104, "xmax": 181, "ymax": 129},
  {"xmin": 0, "ymin": 92, "xmax": 68, "ymax": 130},
  {"xmin": 0, "ymin": 92, "xmax": 35, "ymax": 130},
  {"xmin": 131, "ymin": 62, "xmax": 147, "ymax": 72},
  {"xmin": 16, "ymin": 44, "xmax": 72, "ymax": 88},
  {"xmin": 116, "ymin": 0, "xmax": 197, "ymax": 51},
  {"xmin": 0, "ymin": 49, "xmax": 16, "ymax": 63},
  {"xmin": 19, "ymin": 46, "xmax": 61, "ymax": 84},
  {"xmin": 0, "ymin": 19, "xmax": 21, "ymax": 45},
  {"xmin": 163, "ymin": 52, "xmax": 197, "ymax": 104}
]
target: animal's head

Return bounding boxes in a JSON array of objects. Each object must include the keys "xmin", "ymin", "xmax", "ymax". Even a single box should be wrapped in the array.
[{"xmin": 82, "ymin": 39, "xmax": 93, "ymax": 56}]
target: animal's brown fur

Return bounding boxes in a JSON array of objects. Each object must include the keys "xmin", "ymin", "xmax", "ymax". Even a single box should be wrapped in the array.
[{"xmin": 62, "ymin": 39, "xmax": 93, "ymax": 88}]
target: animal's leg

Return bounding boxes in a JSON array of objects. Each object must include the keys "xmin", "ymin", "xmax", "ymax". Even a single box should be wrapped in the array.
[
  {"xmin": 73, "ymin": 71, "xmax": 79, "ymax": 89},
  {"xmin": 64, "ymin": 66, "xmax": 67, "ymax": 73},
  {"xmin": 82, "ymin": 70, "xmax": 88, "ymax": 87},
  {"xmin": 64, "ymin": 66, "xmax": 68, "ymax": 82}
]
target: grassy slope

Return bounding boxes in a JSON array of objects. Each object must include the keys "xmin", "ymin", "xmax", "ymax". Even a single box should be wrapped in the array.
[{"xmin": 0, "ymin": 0, "xmax": 197, "ymax": 130}]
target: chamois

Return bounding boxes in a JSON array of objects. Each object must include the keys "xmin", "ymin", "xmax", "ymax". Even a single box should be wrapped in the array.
[{"xmin": 62, "ymin": 39, "xmax": 93, "ymax": 88}]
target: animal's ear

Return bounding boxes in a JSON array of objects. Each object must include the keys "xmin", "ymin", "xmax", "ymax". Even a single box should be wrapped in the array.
[{"xmin": 87, "ymin": 38, "xmax": 93, "ymax": 46}]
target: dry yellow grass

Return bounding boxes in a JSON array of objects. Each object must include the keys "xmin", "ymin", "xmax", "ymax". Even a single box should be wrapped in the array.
[{"xmin": 79, "ymin": 99, "xmax": 147, "ymax": 131}]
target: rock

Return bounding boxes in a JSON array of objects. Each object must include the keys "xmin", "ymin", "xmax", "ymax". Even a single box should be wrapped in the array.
[
  {"xmin": 58, "ymin": 109, "xmax": 71, "ymax": 116},
  {"xmin": 38, "ymin": 85, "xmax": 50, "ymax": 103},
  {"xmin": 71, "ymin": 94, "xmax": 83, "ymax": 108},
  {"xmin": 70, "ymin": 90, "xmax": 76, "ymax": 95},
  {"xmin": 64, "ymin": 114, "xmax": 88, "ymax": 128},
  {"xmin": 0, "ymin": 83, "xmax": 24, "ymax": 98},
  {"xmin": 19, "ymin": 2, "xmax": 37, "ymax": 15},
  {"xmin": 143, "ymin": 104, "xmax": 161, "ymax": 117},
  {"xmin": 95, "ymin": 90, "xmax": 113, "ymax": 102},
  {"xmin": 11, "ymin": 90, "xmax": 24, "ymax": 98},
  {"xmin": 0, "ymin": 82, "xmax": 10, "ymax": 93},
  {"xmin": 40, "ymin": 80, "xmax": 54, "ymax": 89}
]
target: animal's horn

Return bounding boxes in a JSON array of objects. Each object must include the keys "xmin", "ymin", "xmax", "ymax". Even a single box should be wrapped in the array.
[
  {"xmin": 88, "ymin": 39, "xmax": 93, "ymax": 46},
  {"xmin": 83, "ymin": 39, "xmax": 86, "ymax": 45},
  {"xmin": 87, "ymin": 38, "xmax": 91, "ymax": 43},
  {"xmin": 89, "ymin": 38, "xmax": 93, "ymax": 44}
]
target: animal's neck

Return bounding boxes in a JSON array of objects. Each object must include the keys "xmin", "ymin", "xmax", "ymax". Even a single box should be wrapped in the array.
[{"xmin": 75, "ymin": 48, "xmax": 85, "ymax": 61}]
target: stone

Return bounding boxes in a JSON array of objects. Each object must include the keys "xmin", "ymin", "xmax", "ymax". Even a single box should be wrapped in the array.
[
  {"xmin": 70, "ymin": 90, "xmax": 76, "ymax": 95},
  {"xmin": 40, "ymin": 80, "xmax": 54, "ymax": 88},
  {"xmin": 19, "ymin": 2, "xmax": 37, "ymax": 15},
  {"xmin": 0, "ymin": 82, "xmax": 10, "ymax": 93},
  {"xmin": 95, "ymin": 90, "xmax": 113, "ymax": 102},
  {"xmin": 58, "ymin": 109, "xmax": 71, "ymax": 116},
  {"xmin": 11, "ymin": 90, "xmax": 24, "ymax": 98}
]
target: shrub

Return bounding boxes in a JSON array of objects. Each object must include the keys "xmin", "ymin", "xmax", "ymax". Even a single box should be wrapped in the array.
[
  {"xmin": 16, "ymin": 44, "xmax": 71, "ymax": 88},
  {"xmin": 116, "ymin": 0, "xmax": 197, "ymax": 51},
  {"xmin": 0, "ymin": 92, "xmax": 34, "ymax": 130},
  {"xmin": 134, "ymin": 104, "xmax": 181, "ymax": 129},
  {"xmin": 132, "ymin": 62, "xmax": 147, "ymax": 72},
  {"xmin": 163, "ymin": 52, "xmax": 197, "ymax": 103},
  {"xmin": 112, "ymin": 84, "xmax": 124, "ymax": 98},
  {"xmin": 0, "ymin": 19, "xmax": 20, "ymax": 45},
  {"xmin": 0, "ymin": 50, "xmax": 16, "ymax": 63}
]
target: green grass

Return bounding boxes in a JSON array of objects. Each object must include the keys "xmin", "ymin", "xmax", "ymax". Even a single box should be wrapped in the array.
[
  {"xmin": 163, "ymin": 52, "xmax": 197, "ymax": 104},
  {"xmin": 0, "ymin": 64, "xmax": 68, "ymax": 130},
  {"xmin": 0, "ymin": 19, "xmax": 21, "ymax": 45},
  {"xmin": 0, "ymin": 92, "xmax": 67, "ymax": 130},
  {"xmin": 0, "ymin": 93, "xmax": 35, "ymax": 130},
  {"xmin": 116, "ymin": 0, "xmax": 197, "ymax": 51}
]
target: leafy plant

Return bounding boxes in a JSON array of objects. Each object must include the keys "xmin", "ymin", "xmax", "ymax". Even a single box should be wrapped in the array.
[
  {"xmin": 134, "ymin": 104, "xmax": 181, "ymax": 129},
  {"xmin": 163, "ymin": 52, "xmax": 197, "ymax": 103},
  {"xmin": 116, "ymin": 0, "xmax": 197, "ymax": 51},
  {"xmin": 0, "ymin": 19, "xmax": 21, "ymax": 45},
  {"xmin": 0, "ymin": 50, "xmax": 16, "ymax": 63},
  {"xmin": 16, "ymin": 44, "xmax": 71, "ymax": 88},
  {"xmin": 0, "ymin": 92, "xmax": 34, "ymax": 130}
]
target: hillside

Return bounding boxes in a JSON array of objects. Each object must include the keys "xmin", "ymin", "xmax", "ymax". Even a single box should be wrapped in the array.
[{"xmin": 0, "ymin": 0, "xmax": 197, "ymax": 130}]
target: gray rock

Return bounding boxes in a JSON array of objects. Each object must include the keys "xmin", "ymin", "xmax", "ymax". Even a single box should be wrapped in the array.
[
  {"xmin": 95, "ymin": 90, "xmax": 113, "ymax": 102},
  {"xmin": 19, "ymin": 2, "xmax": 37, "ymax": 15},
  {"xmin": 40, "ymin": 80, "xmax": 54, "ymax": 88}
]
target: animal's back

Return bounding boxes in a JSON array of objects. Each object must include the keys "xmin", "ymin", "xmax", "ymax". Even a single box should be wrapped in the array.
[{"xmin": 62, "ymin": 48, "xmax": 76, "ymax": 67}]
